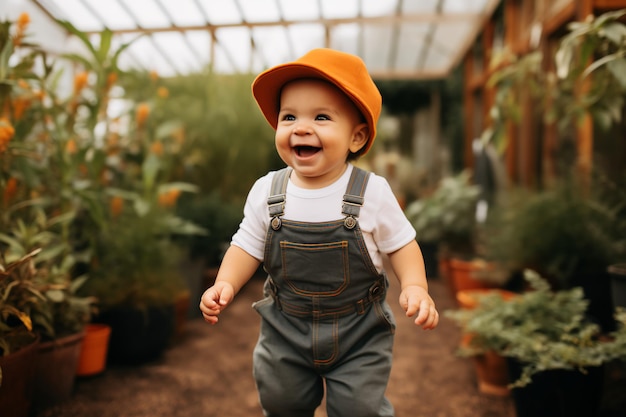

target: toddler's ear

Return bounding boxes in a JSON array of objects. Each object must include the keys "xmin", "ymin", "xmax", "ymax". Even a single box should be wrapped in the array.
[{"xmin": 349, "ymin": 123, "xmax": 369, "ymax": 154}]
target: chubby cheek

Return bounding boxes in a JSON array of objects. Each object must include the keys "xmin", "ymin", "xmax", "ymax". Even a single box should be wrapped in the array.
[{"xmin": 274, "ymin": 131, "xmax": 292, "ymax": 160}]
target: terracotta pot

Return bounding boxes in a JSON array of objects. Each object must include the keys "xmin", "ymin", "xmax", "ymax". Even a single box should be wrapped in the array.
[
  {"xmin": 76, "ymin": 324, "xmax": 111, "ymax": 376},
  {"xmin": 460, "ymin": 334, "xmax": 510, "ymax": 397},
  {"xmin": 34, "ymin": 331, "xmax": 85, "ymax": 409},
  {"xmin": 456, "ymin": 288, "xmax": 517, "ymax": 309},
  {"xmin": 448, "ymin": 258, "xmax": 495, "ymax": 295},
  {"xmin": 0, "ymin": 336, "xmax": 39, "ymax": 417},
  {"xmin": 472, "ymin": 351, "xmax": 510, "ymax": 396}
]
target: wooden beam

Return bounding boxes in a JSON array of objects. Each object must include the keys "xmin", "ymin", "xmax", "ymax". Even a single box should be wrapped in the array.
[
  {"xmin": 79, "ymin": 13, "xmax": 493, "ymax": 36},
  {"xmin": 576, "ymin": 0, "xmax": 594, "ymax": 183}
]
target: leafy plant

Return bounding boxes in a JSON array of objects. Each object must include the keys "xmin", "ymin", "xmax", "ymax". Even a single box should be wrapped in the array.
[
  {"xmin": 81, "ymin": 208, "xmax": 189, "ymax": 310},
  {"xmin": 405, "ymin": 170, "xmax": 480, "ymax": 257},
  {"xmin": 0, "ymin": 249, "xmax": 49, "ymax": 356},
  {"xmin": 174, "ymin": 191, "xmax": 242, "ymax": 265},
  {"xmin": 0, "ymin": 208, "xmax": 96, "ymax": 341},
  {"xmin": 481, "ymin": 179, "xmax": 626, "ymax": 289},
  {"xmin": 482, "ymin": 9, "xmax": 626, "ymax": 152},
  {"xmin": 445, "ymin": 270, "xmax": 626, "ymax": 387}
]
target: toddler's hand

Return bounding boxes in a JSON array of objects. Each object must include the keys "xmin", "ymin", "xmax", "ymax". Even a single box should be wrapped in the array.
[
  {"xmin": 200, "ymin": 281, "xmax": 235, "ymax": 325},
  {"xmin": 399, "ymin": 285, "xmax": 439, "ymax": 330}
]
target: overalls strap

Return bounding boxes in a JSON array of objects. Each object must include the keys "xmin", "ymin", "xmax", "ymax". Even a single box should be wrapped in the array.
[
  {"xmin": 342, "ymin": 167, "xmax": 370, "ymax": 218},
  {"xmin": 267, "ymin": 166, "xmax": 370, "ymax": 229},
  {"xmin": 267, "ymin": 167, "xmax": 292, "ymax": 218}
]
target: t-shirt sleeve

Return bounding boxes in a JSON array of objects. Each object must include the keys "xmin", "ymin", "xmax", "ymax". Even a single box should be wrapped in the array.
[
  {"xmin": 368, "ymin": 175, "xmax": 416, "ymax": 254},
  {"xmin": 230, "ymin": 174, "xmax": 271, "ymax": 261}
]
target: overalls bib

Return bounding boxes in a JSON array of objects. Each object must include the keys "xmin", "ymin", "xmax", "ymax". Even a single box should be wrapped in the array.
[{"xmin": 252, "ymin": 167, "xmax": 396, "ymax": 417}]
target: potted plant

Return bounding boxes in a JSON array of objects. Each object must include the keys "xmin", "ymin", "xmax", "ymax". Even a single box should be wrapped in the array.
[
  {"xmin": 405, "ymin": 171, "xmax": 505, "ymax": 294},
  {"xmin": 80, "ymin": 204, "xmax": 189, "ymax": 363},
  {"xmin": 0, "ymin": 249, "xmax": 48, "ymax": 417},
  {"xmin": 446, "ymin": 269, "xmax": 626, "ymax": 417},
  {"xmin": 0, "ymin": 207, "xmax": 100, "ymax": 410},
  {"xmin": 482, "ymin": 177, "xmax": 626, "ymax": 331}
]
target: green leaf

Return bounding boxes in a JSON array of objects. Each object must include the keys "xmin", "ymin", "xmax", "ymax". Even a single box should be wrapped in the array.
[
  {"xmin": 55, "ymin": 20, "xmax": 98, "ymax": 62},
  {"xmin": 46, "ymin": 289, "xmax": 65, "ymax": 303},
  {"xmin": 607, "ymin": 58, "xmax": 626, "ymax": 89}
]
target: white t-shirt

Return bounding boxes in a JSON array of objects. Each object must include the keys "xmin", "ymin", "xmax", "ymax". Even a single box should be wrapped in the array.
[{"xmin": 231, "ymin": 164, "xmax": 416, "ymax": 273}]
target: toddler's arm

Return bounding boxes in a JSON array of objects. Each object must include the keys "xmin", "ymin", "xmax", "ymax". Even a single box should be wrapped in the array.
[
  {"xmin": 199, "ymin": 245, "xmax": 261, "ymax": 325},
  {"xmin": 388, "ymin": 240, "xmax": 439, "ymax": 330}
]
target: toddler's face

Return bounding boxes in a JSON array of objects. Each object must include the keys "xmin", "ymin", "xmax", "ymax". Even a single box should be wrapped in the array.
[{"xmin": 275, "ymin": 79, "xmax": 368, "ymax": 188}]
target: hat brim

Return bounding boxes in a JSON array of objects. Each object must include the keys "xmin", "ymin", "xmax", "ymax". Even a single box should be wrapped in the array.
[{"xmin": 252, "ymin": 63, "xmax": 377, "ymax": 154}]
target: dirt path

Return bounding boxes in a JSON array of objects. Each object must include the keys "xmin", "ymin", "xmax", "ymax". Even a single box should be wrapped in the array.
[{"xmin": 37, "ymin": 274, "xmax": 516, "ymax": 417}]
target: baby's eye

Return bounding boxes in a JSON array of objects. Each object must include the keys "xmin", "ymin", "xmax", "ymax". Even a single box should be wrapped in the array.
[
  {"xmin": 315, "ymin": 114, "xmax": 331, "ymax": 121},
  {"xmin": 282, "ymin": 114, "xmax": 296, "ymax": 121}
]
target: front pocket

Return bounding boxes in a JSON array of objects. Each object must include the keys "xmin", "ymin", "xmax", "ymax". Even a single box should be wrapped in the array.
[{"xmin": 280, "ymin": 240, "xmax": 349, "ymax": 296}]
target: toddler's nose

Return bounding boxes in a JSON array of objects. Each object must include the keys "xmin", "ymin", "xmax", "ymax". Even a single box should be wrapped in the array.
[{"xmin": 293, "ymin": 124, "xmax": 312, "ymax": 135}]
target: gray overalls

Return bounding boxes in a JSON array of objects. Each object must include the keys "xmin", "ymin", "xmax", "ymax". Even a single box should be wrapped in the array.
[{"xmin": 252, "ymin": 167, "xmax": 396, "ymax": 417}]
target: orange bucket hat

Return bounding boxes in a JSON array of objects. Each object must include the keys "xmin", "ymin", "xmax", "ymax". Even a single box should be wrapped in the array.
[{"xmin": 252, "ymin": 48, "xmax": 382, "ymax": 155}]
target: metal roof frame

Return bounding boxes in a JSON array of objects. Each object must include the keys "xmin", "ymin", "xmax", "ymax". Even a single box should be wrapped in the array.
[{"xmin": 29, "ymin": 0, "xmax": 501, "ymax": 80}]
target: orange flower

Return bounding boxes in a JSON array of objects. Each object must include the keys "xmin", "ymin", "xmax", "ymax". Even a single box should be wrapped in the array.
[
  {"xmin": 13, "ymin": 13, "xmax": 30, "ymax": 46},
  {"xmin": 73, "ymin": 72, "xmax": 89, "ymax": 94},
  {"xmin": 150, "ymin": 141, "xmax": 164, "ymax": 156},
  {"xmin": 158, "ymin": 189, "xmax": 181, "ymax": 207},
  {"xmin": 18, "ymin": 79, "xmax": 30, "ymax": 90},
  {"xmin": 106, "ymin": 72, "xmax": 118, "ymax": 90},
  {"xmin": 136, "ymin": 103, "xmax": 150, "ymax": 129},
  {"xmin": 157, "ymin": 87, "xmax": 169, "ymax": 98},
  {"xmin": 17, "ymin": 12, "xmax": 30, "ymax": 27},
  {"xmin": 110, "ymin": 196, "xmax": 124, "ymax": 217},
  {"xmin": 3, "ymin": 177, "xmax": 18, "ymax": 205},
  {"xmin": 0, "ymin": 118, "xmax": 15, "ymax": 154},
  {"xmin": 13, "ymin": 98, "xmax": 31, "ymax": 121},
  {"xmin": 65, "ymin": 138, "xmax": 78, "ymax": 155},
  {"xmin": 150, "ymin": 71, "xmax": 159, "ymax": 82}
]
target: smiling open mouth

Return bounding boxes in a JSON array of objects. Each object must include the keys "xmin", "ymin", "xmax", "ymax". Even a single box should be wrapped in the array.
[{"xmin": 294, "ymin": 145, "xmax": 321, "ymax": 157}]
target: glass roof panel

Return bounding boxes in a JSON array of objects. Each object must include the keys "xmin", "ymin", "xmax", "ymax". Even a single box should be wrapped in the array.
[
  {"xmin": 124, "ymin": 34, "xmax": 177, "ymax": 75},
  {"xmin": 237, "ymin": 0, "xmax": 281, "ymax": 23},
  {"xmin": 287, "ymin": 24, "xmax": 326, "ymax": 58},
  {"xmin": 329, "ymin": 23, "xmax": 360, "ymax": 55},
  {"xmin": 361, "ymin": 0, "xmax": 398, "ymax": 17},
  {"xmin": 251, "ymin": 26, "xmax": 292, "ymax": 68},
  {"xmin": 214, "ymin": 27, "xmax": 253, "ymax": 73},
  {"xmin": 443, "ymin": 0, "xmax": 491, "ymax": 13},
  {"xmin": 401, "ymin": 0, "xmax": 439, "ymax": 14},
  {"xmin": 21, "ymin": 0, "xmax": 501, "ymax": 80},
  {"xmin": 394, "ymin": 23, "xmax": 430, "ymax": 73},
  {"xmin": 151, "ymin": 31, "xmax": 202, "ymax": 74},
  {"xmin": 320, "ymin": 0, "xmax": 359, "ymax": 19},
  {"xmin": 155, "ymin": 0, "xmax": 207, "ymax": 27},
  {"xmin": 184, "ymin": 30, "xmax": 213, "ymax": 69},
  {"xmin": 36, "ymin": 0, "xmax": 102, "ymax": 31},
  {"xmin": 362, "ymin": 23, "xmax": 394, "ymax": 73},
  {"xmin": 118, "ymin": 0, "xmax": 171, "ymax": 29},
  {"xmin": 81, "ymin": 0, "xmax": 135, "ymax": 30},
  {"xmin": 277, "ymin": 0, "xmax": 320, "ymax": 21},
  {"xmin": 198, "ymin": 0, "xmax": 242, "ymax": 25}
]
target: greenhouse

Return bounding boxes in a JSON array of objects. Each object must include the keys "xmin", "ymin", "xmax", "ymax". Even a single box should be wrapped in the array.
[{"xmin": 1, "ymin": 1, "xmax": 626, "ymax": 417}]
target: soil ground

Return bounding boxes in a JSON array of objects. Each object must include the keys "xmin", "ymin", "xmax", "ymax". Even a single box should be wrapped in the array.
[{"xmin": 36, "ymin": 269, "xmax": 626, "ymax": 417}]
